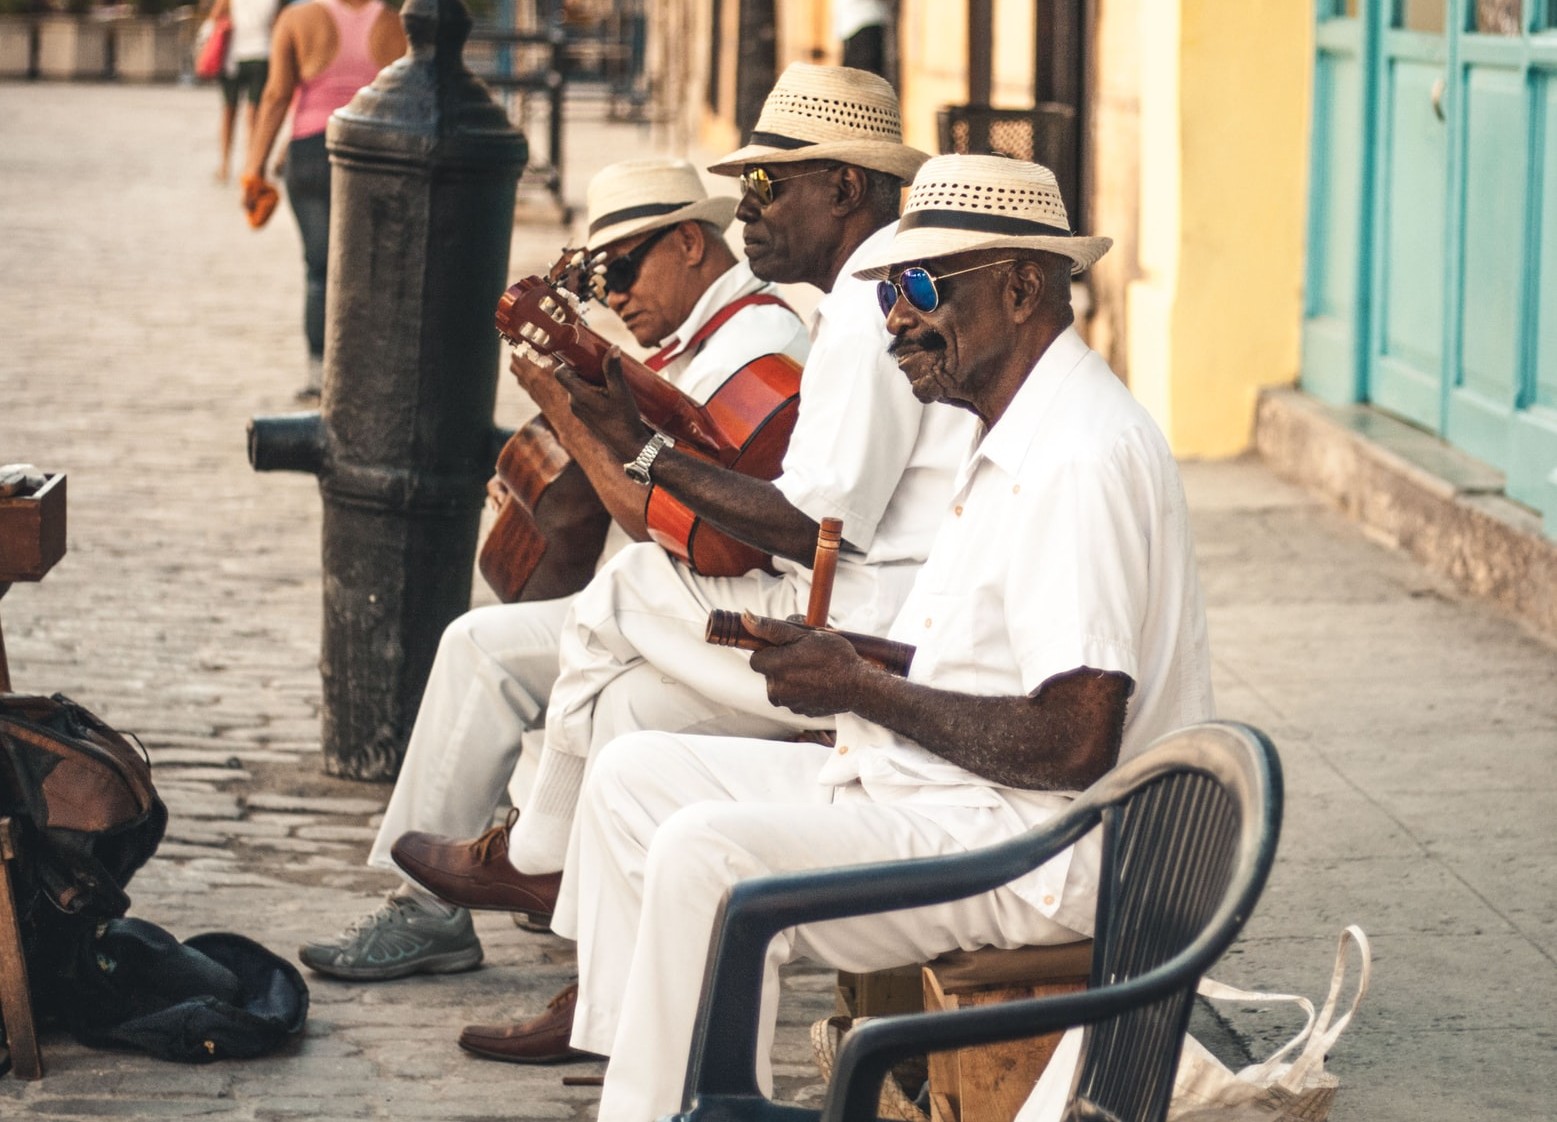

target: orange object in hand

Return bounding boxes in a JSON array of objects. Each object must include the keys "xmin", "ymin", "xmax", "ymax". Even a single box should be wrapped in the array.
[{"xmin": 241, "ymin": 175, "xmax": 279, "ymax": 229}]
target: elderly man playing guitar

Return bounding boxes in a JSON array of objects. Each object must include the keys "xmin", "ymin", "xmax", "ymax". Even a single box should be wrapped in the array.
[{"xmin": 298, "ymin": 157, "xmax": 809, "ymax": 982}]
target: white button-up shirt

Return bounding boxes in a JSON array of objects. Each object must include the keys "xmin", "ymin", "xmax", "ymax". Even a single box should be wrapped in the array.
[
  {"xmin": 652, "ymin": 259, "xmax": 810, "ymax": 404},
  {"xmin": 775, "ymin": 223, "xmax": 978, "ymax": 634},
  {"xmin": 819, "ymin": 327, "xmax": 1214, "ymax": 929},
  {"xmin": 597, "ymin": 260, "xmax": 811, "ymax": 565}
]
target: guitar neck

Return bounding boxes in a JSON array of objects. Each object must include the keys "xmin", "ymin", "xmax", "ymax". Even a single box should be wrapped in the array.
[{"xmin": 498, "ymin": 278, "xmax": 725, "ymax": 456}]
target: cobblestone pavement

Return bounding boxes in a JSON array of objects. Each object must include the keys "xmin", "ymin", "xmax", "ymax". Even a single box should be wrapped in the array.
[{"xmin": 3, "ymin": 80, "xmax": 1556, "ymax": 1122}]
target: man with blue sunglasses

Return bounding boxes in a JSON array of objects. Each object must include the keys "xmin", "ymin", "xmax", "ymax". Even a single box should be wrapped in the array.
[{"xmin": 548, "ymin": 154, "xmax": 1213, "ymax": 1122}]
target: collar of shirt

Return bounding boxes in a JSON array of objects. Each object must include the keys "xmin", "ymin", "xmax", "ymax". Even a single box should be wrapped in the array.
[
  {"xmin": 649, "ymin": 259, "xmax": 773, "ymax": 367},
  {"xmin": 954, "ymin": 325, "xmax": 1091, "ymax": 495},
  {"xmin": 811, "ymin": 221, "xmax": 900, "ymax": 344}
]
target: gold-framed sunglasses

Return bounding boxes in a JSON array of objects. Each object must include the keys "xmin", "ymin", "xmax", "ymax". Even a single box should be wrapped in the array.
[{"xmin": 738, "ymin": 165, "xmax": 834, "ymax": 207}]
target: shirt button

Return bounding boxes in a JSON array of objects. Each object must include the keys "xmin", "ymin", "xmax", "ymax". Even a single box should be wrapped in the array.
[
  {"xmin": 1012, "ymin": 484, "xmax": 1021, "ymax": 495},
  {"xmin": 836, "ymin": 744, "xmax": 849, "ymax": 755},
  {"xmin": 953, "ymin": 504, "xmax": 964, "ymax": 517},
  {"xmin": 924, "ymin": 617, "xmax": 933, "ymax": 628},
  {"xmin": 1043, "ymin": 894, "xmax": 1055, "ymax": 906}
]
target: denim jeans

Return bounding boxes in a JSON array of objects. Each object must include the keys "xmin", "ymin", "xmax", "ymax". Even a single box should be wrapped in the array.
[{"xmin": 284, "ymin": 133, "xmax": 331, "ymax": 362}]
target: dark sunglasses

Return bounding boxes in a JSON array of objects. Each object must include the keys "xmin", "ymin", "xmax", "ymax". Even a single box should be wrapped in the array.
[
  {"xmin": 738, "ymin": 165, "xmax": 833, "ymax": 207},
  {"xmin": 875, "ymin": 259, "xmax": 1017, "ymax": 318},
  {"xmin": 596, "ymin": 224, "xmax": 677, "ymax": 296}
]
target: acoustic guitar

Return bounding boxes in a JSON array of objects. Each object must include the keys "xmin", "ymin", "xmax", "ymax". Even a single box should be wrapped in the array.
[
  {"xmin": 494, "ymin": 275, "xmax": 803, "ymax": 580},
  {"xmin": 478, "ymin": 408, "xmax": 612, "ymax": 603}
]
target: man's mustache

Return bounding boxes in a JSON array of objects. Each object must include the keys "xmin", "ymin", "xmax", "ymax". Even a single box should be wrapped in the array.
[{"xmin": 888, "ymin": 330, "xmax": 947, "ymax": 359}]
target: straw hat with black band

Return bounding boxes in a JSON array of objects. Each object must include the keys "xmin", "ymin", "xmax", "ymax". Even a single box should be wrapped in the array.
[
  {"xmin": 853, "ymin": 154, "xmax": 1112, "ymax": 279},
  {"xmin": 584, "ymin": 158, "xmax": 738, "ymax": 253},
  {"xmin": 708, "ymin": 63, "xmax": 929, "ymax": 182}
]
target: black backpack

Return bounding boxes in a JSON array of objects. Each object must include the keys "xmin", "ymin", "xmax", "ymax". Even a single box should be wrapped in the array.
[{"xmin": 0, "ymin": 692, "xmax": 168, "ymax": 1009}]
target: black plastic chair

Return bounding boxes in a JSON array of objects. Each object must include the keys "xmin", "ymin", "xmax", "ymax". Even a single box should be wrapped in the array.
[{"xmin": 669, "ymin": 720, "xmax": 1283, "ymax": 1122}]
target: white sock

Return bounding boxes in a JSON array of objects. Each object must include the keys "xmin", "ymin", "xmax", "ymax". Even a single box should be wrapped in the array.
[
  {"xmin": 394, "ymin": 881, "xmax": 460, "ymax": 919},
  {"xmin": 508, "ymin": 748, "xmax": 586, "ymax": 875}
]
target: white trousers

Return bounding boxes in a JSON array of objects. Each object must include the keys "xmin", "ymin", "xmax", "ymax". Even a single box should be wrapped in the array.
[
  {"xmin": 367, "ymin": 595, "xmax": 783, "ymax": 876},
  {"xmin": 564, "ymin": 731, "xmax": 1089, "ymax": 1122},
  {"xmin": 543, "ymin": 543, "xmax": 836, "ymax": 768}
]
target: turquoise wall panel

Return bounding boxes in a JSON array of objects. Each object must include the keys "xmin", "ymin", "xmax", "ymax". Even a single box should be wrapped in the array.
[
  {"xmin": 1447, "ymin": 64, "xmax": 1527, "ymax": 465},
  {"xmin": 1373, "ymin": 57, "xmax": 1447, "ymax": 430},
  {"xmin": 1507, "ymin": 72, "xmax": 1557, "ymax": 530},
  {"xmin": 1313, "ymin": 55, "xmax": 1362, "ymax": 321}
]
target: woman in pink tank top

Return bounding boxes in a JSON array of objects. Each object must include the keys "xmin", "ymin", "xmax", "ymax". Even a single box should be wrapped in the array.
[{"xmin": 240, "ymin": 0, "xmax": 406, "ymax": 401}]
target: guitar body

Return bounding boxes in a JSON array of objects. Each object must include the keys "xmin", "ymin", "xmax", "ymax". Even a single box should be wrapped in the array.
[
  {"xmin": 644, "ymin": 352, "xmax": 801, "ymax": 576},
  {"xmin": 497, "ymin": 277, "xmax": 803, "ymax": 578},
  {"xmin": 478, "ymin": 417, "xmax": 611, "ymax": 603}
]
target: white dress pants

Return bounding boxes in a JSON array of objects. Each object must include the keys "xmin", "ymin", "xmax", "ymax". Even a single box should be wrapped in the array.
[
  {"xmin": 367, "ymin": 589, "xmax": 811, "ymax": 878},
  {"xmin": 368, "ymin": 599, "xmax": 570, "ymax": 873},
  {"xmin": 564, "ymin": 731, "xmax": 1089, "ymax": 1122}
]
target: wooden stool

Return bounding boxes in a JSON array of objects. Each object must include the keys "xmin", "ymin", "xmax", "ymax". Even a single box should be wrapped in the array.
[
  {"xmin": 0, "ymin": 468, "xmax": 66, "ymax": 1079},
  {"xmin": 921, "ymin": 943, "xmax": 1092, "ymax": 1122},
  {"xmin": 836, "ymin": 940, "xmax": 1092, "ymax": 1122}
]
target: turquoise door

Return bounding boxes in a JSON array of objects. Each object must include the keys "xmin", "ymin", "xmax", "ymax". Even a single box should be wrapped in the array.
[{"xmin": 1303, "ymin": 0, "xmax": 1557, "ymax": 536}]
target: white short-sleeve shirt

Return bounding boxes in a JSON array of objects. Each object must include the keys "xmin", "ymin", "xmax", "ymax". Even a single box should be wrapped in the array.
[
  {"xmin": 653, "ymin": 259, "xmax": 810, "ymax": 404},
  {"xmin": 774, "ymin": 223, "xmax": 978, "ymax": 633},
  {"xmin": 596, "ymin": 260, "xmax": 811, "ymax": 566},
  {"xmin": 819, "ymin": 327, "xmax": 1214, "ymax": 926}
]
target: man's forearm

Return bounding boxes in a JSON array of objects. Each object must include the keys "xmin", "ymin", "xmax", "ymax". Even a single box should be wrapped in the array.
[{"xmin": 644, "ymin": 447, "xmax": 820, "ymax": 564}]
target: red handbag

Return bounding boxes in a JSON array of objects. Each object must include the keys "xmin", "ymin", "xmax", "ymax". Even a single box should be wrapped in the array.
[{"xmin": 195, "ymin": 16, "xmax": 231, "ymax": 81}]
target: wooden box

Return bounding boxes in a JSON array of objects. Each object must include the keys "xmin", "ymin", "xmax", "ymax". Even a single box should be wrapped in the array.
[
  {"xmin": 922, "ymin": 942, "xmax": 1092, "ymax": 1122},
  {"xmin": 0, "ymin": 472, "xmax": 67, "ymax": 583}
]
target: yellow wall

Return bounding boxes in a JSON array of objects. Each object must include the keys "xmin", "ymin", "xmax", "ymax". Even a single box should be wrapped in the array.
[{"xmin": 1126, "ymin": 0, "xmax": 1313, "ymax": 456}]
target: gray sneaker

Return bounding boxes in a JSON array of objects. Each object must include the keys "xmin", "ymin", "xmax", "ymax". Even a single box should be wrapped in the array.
[{"xmin": 299, "ymin": 893, "xmax": 483, "ymax": 981}]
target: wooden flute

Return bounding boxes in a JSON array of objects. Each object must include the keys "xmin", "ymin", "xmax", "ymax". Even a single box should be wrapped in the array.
[
  {"xmin": 704, "ymin": 609, "xmax": 916, "ymax": 677},
  {"xmin": 704, "ymin": 518, "xmax": 916, "ymax": 677}
]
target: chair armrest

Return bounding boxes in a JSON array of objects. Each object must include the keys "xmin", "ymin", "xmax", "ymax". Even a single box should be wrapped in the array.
[{"xmin": 684, "ymin": 805, "xmax": 1100, "ymax": 1102}]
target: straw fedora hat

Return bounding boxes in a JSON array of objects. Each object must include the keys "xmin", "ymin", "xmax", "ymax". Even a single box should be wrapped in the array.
[
  {"xmin": 708, "ymin": 63, "xmax": 929, "ymax": 182},
  {"xmin": 853, "ymin": 154, "xmax": 1112, "ymax": 278},
  {"xmin": 584, "ymin": 158, "xmax": 738, "ymax": 251}
]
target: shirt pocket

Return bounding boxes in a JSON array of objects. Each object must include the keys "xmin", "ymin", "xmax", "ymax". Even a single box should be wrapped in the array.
[{"xmin": 905, "ymin": 591, "xmax": 976, "ymax": 689}]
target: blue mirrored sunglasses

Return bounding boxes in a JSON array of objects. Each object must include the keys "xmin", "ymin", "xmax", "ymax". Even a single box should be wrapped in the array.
[{"xmin": 875, "ymin": 259, "xmax": 1017, "ymax": 318}]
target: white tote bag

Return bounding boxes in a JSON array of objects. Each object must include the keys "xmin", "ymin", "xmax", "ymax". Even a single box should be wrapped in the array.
[{"xmin": 1015, "ymin": 926, "xmax": 1371, "ymax": 1122}]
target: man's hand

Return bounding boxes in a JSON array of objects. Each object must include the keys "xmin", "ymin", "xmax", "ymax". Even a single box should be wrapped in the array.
[
  {"xmin": 555, "ymin": 347, "xmax": 652, "ymax": 460},
  {"xmin": 509, "ymin": 350, "xmax": 558, "ymax": 401},
  {"xmin": 744, "ymin": 612, "xmax": 873, "ymax": 717}
]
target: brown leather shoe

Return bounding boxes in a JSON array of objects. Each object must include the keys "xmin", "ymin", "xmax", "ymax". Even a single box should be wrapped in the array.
[
  {"xmin": 390, "ymin": 810, "xmax": 561, "ymax": 923},
  {"xmin": 459, "ymin": 982, "xmax": 602, "ymax": 1065}
]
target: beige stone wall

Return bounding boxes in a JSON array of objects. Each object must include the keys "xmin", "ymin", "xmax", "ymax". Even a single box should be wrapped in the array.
[{"xmin": 1087, "ymin": 0, "xmax": 1143, "ymax": 385}]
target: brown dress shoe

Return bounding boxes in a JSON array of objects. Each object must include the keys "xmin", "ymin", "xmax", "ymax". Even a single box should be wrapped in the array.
[
  {"xmin": 459, "ymin": 982, "xmax": 602, "ymax": 1064},
  {"xmin": 391, "ymin": 810, "xmax": 561, "ymax": 923}
]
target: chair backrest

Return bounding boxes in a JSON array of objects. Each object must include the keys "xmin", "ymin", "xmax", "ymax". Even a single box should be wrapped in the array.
[{"xmin": 1065, "ymin": 728, "xmax": 1278, "ymax": 1121}]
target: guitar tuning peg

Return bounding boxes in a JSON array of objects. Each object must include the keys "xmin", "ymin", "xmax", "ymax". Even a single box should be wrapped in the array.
[
  {"xmin": 519, "ymin": 323, "xmax": 537, "ymax": 342},
  {"xmin": 540, "ymin": 295, "xmax": 557, "ymax": 314},
  {"xmin": 536, "ymin": 328, "xmax": 552, "ymax": 348}
]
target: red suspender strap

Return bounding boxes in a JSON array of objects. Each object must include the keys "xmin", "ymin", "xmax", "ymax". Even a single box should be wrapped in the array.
[{"xmin": 644, "ymin": 293, "xmax": 796, "ymax": 371}]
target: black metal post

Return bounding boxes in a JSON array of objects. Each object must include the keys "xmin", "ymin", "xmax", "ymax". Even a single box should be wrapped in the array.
[{"xmin": 247, "ymin": 0, "xmax": 527, "ymax": 780}]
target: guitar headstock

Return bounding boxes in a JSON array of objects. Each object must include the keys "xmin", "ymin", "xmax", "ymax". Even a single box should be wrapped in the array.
[
  {"xmin": 545, "ymin": 245, "xmax": 595, "ymax": 303},
  {"xmin": 495, "ymin": 276, "xmax": 586, "ymax": 371}
]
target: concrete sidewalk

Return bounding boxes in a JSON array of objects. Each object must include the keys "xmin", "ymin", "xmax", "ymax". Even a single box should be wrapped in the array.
[{"xmin": 1, "ymin": 82, "xmax": 1554, "ymax": 1121}]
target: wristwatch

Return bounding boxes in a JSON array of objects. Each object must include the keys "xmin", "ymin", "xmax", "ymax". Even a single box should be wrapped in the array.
[{"xmin": 623, "ymin": 431, "xmax": 675, "ymax": 484}]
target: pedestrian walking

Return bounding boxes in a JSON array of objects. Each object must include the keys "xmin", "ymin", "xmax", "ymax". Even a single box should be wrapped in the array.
[
  {"xmin": 240, "ymin": 0, "xmax": 406, "ymax": 402},
  {"xmin": 208, "ymin": 0, "xmax": 282, "ymax": 184}
]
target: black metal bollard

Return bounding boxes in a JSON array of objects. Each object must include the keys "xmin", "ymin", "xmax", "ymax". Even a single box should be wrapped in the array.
[{"xmin": 247, "ymin": 0, "xmax": 527, "ymax": 780}]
